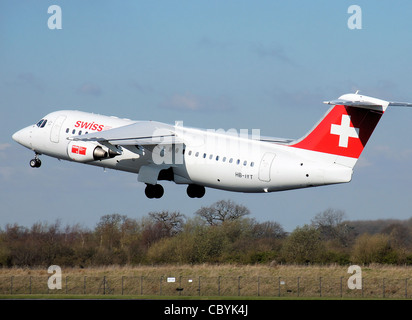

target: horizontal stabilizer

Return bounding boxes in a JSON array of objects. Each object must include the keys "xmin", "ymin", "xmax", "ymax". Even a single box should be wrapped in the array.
[
  {"xmin": 324, "ymin": 93, "xmax": 412, "ymax": 112},
  {"xmin": 388, "ymin": 101, "xmax": 412, "ymax": 107},
  {"xmin": 323, "ymin": 99, "xmax": 381, "ymax": 107}
]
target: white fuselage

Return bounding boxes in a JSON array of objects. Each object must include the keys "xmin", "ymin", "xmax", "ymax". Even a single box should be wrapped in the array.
[{"xmin": 12, "ymin": 109, "xmax": 353, "ymax": 194}]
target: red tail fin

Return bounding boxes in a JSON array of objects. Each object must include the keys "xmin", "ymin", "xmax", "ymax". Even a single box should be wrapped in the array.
[{"xmin": 291, "ymin": 100, "xmax": 384, "ymax": 159}]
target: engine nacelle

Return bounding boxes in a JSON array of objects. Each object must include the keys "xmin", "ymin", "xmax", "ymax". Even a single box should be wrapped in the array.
[{"xmin": 67, "ymin": 141, "xmax": 115, "ymax": 162}]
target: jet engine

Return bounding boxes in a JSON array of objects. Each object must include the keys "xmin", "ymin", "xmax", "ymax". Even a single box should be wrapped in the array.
[{"xmin": 67, "ymin": 141, "xmax": 118, "ymax": 162}]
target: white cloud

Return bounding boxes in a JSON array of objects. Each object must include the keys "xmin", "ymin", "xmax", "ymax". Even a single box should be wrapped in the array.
[
  {"xmin": 166, "ymin": 93, "xmax": 200, "ymax": 110},
  {"xmin": 77, "ymin": 83, "xmax": 102, "ymax": 96},
  {"xmin": 0, "ymin": 144, "xmax": 11, "ymax": 151}
]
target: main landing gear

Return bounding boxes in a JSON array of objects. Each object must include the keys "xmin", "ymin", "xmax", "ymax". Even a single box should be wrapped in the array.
[
  {"xmin": 186, "ymin": 184, "xmax": 205, "ymax": 198},
  {"xmin": 144, "ymin": 183, "xmax": 206, "ymax": 199},
  {"xmin": 145, "ymin": 184, "xmax": 164, "ymax": 199},
  {"xmin": 30, "ymin": 154, "xmax": 41, "ymax": 168}
]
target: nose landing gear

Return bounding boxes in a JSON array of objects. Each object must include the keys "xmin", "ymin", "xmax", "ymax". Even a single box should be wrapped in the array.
[{"xmin": 30, "ymin": 154, "xmax": 41, "ymax": 168}]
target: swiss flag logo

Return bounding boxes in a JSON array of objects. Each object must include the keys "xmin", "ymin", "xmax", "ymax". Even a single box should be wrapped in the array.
[
  {"xmin": 72, "ymin": 145, "xmax": 87, "ymax": 155},
  {"xmin": 330, "ymin": 114, "xmax": 360, "ymax": 148},
  {"xmin": 291, "ymin": 105, "xmax": 383, "ymax": 159}
]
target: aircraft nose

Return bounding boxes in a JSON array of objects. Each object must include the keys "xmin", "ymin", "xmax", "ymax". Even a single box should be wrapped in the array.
[
  {"xmin": 12, "ymin": 128, "xmax": 30, "ymax": 147},
  {"xmin": 12, "ymin": 129, "xmax": 23, "ymax": 144}
]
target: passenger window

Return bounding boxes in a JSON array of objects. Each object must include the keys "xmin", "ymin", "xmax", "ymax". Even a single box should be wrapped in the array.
[
  {"xmin": 188, "ymin": 150, "xmax": 192, "ymax": 156},
  {"xmin": 237, "ymin": 159, "xmax": 240, "ymax": 165},
  {"xmin": 216, "ymin": 156, "xmax": 219, "ymax": 161},
  {"xmin": 229, "ymin": 158, "xmax": 233, "ymax": 163},
  {"xmin": 243, "ymin": 160, "xmax": 247, "ymax": 166},
  {"xmin": 72, "ymin": 129, "xmax": 76, "ymax": 134},
  {"xmin": 223, "ymin": 157, "xmax": 226, "ymax": 162},
  {"xmin": 209, "ymin": 154, "xmax": 213, "ymax": 160},
  {"xmin": 250, "ymin": 162, "xmax": 254, "ymax": 167},
  {"xmin": 195, "ymin": 152, "xmax": 199, "ymax": 157},
  {"xmin": 66, "ymin": 128, "xmax": 69, "ymax": 133},
  {"xmin": 203, "ymin": 153, "xmax": 206, "ymax": 158}
]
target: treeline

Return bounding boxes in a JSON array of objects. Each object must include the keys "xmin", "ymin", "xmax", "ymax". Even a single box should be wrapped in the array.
[{"xmin": 1, "ymin": 200, "xmax": 412, "ymax": 267}]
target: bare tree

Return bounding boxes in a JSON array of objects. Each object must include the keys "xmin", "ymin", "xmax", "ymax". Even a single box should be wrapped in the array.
[
  {"xmin": 311, "ymin": 208, "xmax": 352, "ymax": 246},
  {"xmin": 95, "ymin": 214, "xmax": 129, "ymax": 249},
  {"xmin": 195, "ymin": 200, "xmax": 250, "ymax": 226},
  {"xmin": 252, "ymin": 221, "xmax": 286, "ymax": 239},
  {"xmin": 148, "ymin": 211, "xmax": 185, "ymax": 236},
  {"xmin": 381, "ymin": 223, "xmax": 412, "ymax": 249}
]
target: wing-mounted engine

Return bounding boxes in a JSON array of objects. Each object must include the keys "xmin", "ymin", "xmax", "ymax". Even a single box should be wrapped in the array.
[{"xmin": 67, "ymin": 141, "xmax": 119, "ymax": 162}]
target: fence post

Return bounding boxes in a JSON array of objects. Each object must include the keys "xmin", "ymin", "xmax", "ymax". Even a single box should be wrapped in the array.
[
  {"xmin": 361, "ymin": 278, "xmax": 364, "ymax": 298},
  {"xmin": 84, "ymin": 276, "xmax": 86, "ymax": 295},
  {"xmin": 383, "ymin": 278, "xmax": 385, "ymax": 298},
  {"xmin": 198, "ymin": 276, "xmax": 201, "ymax": 296},
  {"xmin": 29, "ymin": 276, "xmax": 32, "ymax": 294},
  {"xmin": 179, "ymin": 276, "xmax": 182, "ymax": 296},
  {"xmin": 218, "ymin": 276, "xmax": 221, "ymax": 296},
  {"xmin": 238, "ymin": 276, "xmax": 241, "ymax": 296},
  {"xmin": 10, "ymin": 276, "xmax": 13, "ymax": 295},
  {"xmin": 122, "ymin": 276, "xmax": 125, "ymax": 295},
  {"xmin": 319, "ymin": 277, "xmax": 322, "ymax": 297},
  {"xmin": 405, "ymin": 278, "xmax": 408, "ymax": 299},
  {"xmin": 140, "ymin": 276, "xmax": 143, "ymax": 295},
  {"xmin": 257, "ymin": 276, "xmax": 260, "ymax": 297},
  {"xmin": 159, "ymin": 276, "xmax": 162, "ymax": 296},
  {"xmin": 278, "ymin": 277, "xmax": 281, "ymax": 297},
  {"xmin": 340, "ymin": 276, "xmax": 343, "ymax": 298},
  {"xmin": 297, "ymin": 277, "xmax": 300, "ymax": 297}
]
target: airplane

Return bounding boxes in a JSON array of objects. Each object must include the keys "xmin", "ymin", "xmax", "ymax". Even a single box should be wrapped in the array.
[{"xmin": 12, "ymin": 92, "xmax": 412, "ymax": 199}]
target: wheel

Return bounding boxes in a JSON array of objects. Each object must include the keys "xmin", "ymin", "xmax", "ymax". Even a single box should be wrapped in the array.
[
  {"xmin": 197, "ymin": 185, "xmax": 205, "ymax": 198},
  {"xmin": 154, "ymin": 184, "xmax": 164, "ymax": 199},
  {"xmin": 145, "ymin": 184, "xmax": 155, "ymax": 199},
  {"xmin": 145, "ymin": 184, "xmax": 164, "ymax": 199},
  {"xmin": 30, "ymin": 159, "xmax": 41, "ymax": 168},
  {"xmin": 187, "ymin": 184, "xmax": 205, "ymax": 198}
]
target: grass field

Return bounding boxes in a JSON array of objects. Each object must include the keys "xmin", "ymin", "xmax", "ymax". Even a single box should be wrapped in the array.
[
  {"xmin": 0, "ymin": 264, "xmax": 411, "ymax": 299},
  {"xmin": 2, "ymin": 263, "xmax": 411, "ymax": 278}
]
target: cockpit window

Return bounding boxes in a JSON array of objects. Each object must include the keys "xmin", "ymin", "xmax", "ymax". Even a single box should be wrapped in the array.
[{"xmin": 36, "ymin": 119, "xmax": 47, "ymax": 128}]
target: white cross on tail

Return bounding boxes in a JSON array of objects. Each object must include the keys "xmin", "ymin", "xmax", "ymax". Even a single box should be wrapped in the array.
[{"xmin": 330, "ymin": 114, "xmax": 359, "ymax": 148}]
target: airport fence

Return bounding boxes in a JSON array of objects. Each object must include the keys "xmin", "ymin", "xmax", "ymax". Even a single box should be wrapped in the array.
[{"xmin": 0, "ymin": 275, "xmax": 411, "ymax": 298}]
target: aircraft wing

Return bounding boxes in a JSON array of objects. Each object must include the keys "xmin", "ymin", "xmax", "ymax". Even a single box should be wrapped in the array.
[
  {"xmin": 259, "ymin": 136, "xmax": 294, "ymax": 144},
  {"xmin": 69, "ymin": 121, "xmax": 181, "ymax": 146}
]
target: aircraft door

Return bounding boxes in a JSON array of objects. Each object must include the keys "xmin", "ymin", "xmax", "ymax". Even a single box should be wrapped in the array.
[
  {"xmin": 258, "ymin": 152, "xmax": 276, "ymax": 182},
  {"xmin": 50, "ymin": 115, "xmax": 66, "ymax": 143}
]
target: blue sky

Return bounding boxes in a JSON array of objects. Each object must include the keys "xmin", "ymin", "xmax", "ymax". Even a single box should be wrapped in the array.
[{"xmin": 1, "ymin": 1, "xmax": 412, "ymax": 232}]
